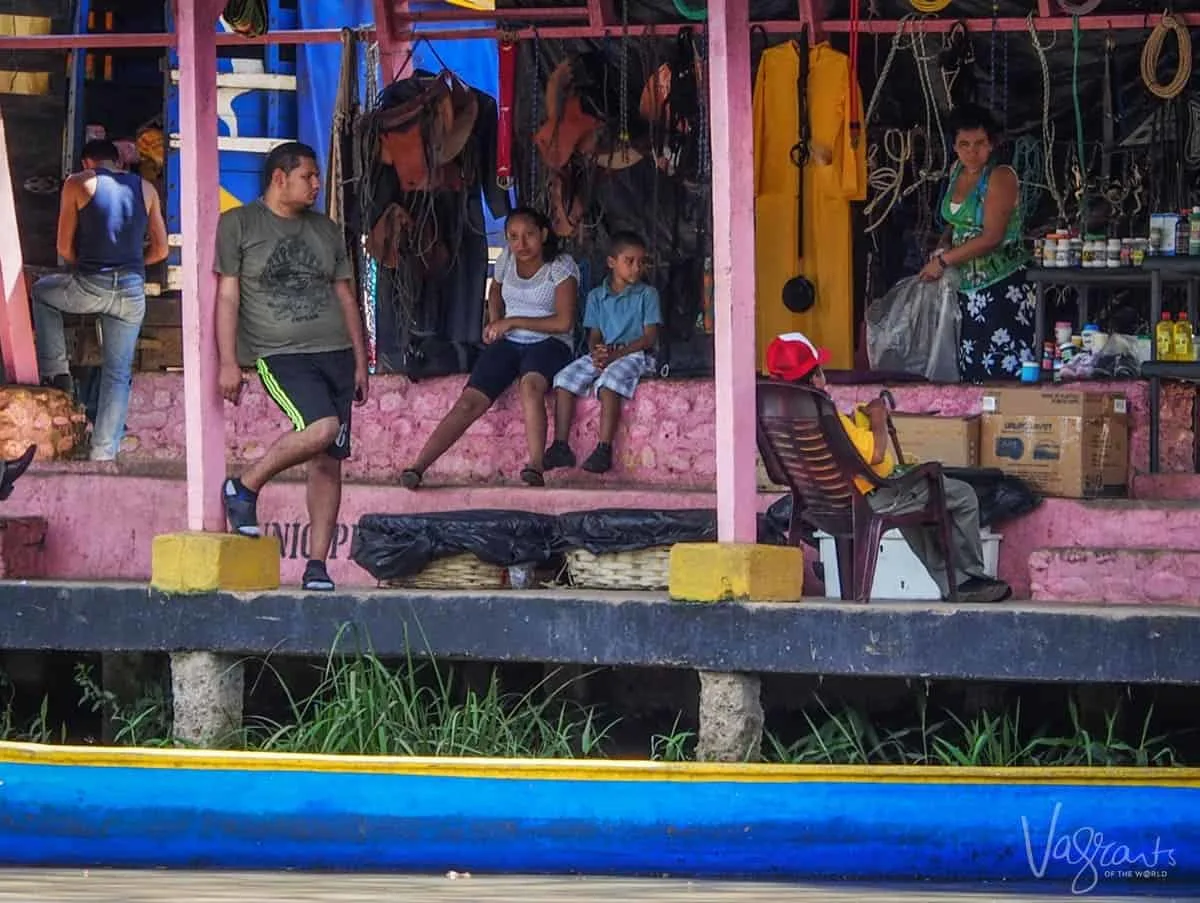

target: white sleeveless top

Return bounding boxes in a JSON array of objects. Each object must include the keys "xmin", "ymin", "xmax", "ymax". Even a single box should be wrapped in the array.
[{"xmin": 493, "ymin": 248, "xmax": 579, "ymax": 345}]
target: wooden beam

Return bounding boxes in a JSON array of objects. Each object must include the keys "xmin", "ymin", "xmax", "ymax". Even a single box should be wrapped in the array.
[
  {"xmin": 0, "ymin": 107, "xmax": 39, "ymax": 386},
  {"xmin": 798, "ymin": 0, "xmax": 824, "ymax": 42},
  {"xmin": 373, "ymin": 0, "xmax": 412, "ymax": 81},
  {"xmin": 175, "ymin": 0, "xmax": 226, "ymax": 533},
  {"xmin": 586, "ymin": 0, "xmax": 615, "ymax": 30},
  {"xmin": 707, "ymin": 0, "xmax": 758, "ymax": 543}
]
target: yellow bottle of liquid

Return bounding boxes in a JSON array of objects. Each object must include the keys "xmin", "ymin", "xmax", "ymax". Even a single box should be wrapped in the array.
[
  {"xmin": 1175, "ymin": 312, "xmax": 1195, "ymax": 362},
  {"xmin": 1157, "ymin": 311, "xmax": 1176, "ymax": 360}
]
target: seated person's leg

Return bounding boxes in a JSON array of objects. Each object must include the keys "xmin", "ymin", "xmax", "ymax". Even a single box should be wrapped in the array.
[
  {"xmin": 583, "ymin": 352, "xmax": 652, "ymax": 473},
  {"xmin": 546, "ymin": 355, "xmax": 602, "ymax": 470},
  {"xmin": 516, "ymin": 339, "xmax": 573, "ymax": 485},
  {"xmin": 402, "ymin": 340, "xmax": 520, "ymax": 488}
]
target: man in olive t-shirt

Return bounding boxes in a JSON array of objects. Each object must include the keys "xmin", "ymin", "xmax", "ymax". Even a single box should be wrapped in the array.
[{"xmin": 214, "ymin": 141, "xmax": 369, "ymax": 592}]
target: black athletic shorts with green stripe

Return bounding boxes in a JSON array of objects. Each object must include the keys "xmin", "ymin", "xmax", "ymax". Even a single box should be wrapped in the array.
[{"xmin": 255, "ymin": 349, "xmax": 355, "ymax": 460}]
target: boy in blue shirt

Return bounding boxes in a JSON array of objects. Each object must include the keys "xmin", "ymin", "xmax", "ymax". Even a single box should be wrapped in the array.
[{"xmin": 544, "ymin": 231, "xmax": 662, "ymax": 474}]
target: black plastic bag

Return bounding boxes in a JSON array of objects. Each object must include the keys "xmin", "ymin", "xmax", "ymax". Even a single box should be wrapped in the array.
[
  {"xmin": 942, "ymin": 467, "xmax": 1042, "ymax": 527},
  {"xmin": 555, "ymin": 508, "xmax": 717, "ymax": 554},
  {"xmin": 763, "ymin": 467, "xmax": 1041, "ymax": 534},
  {"xmin": 351, "ymin": 509, "xmax": 561, "ymax": 580}
]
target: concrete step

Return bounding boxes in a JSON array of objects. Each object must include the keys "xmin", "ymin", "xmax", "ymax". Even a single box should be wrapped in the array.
[
  {"xmin": 1029, "ymin": 547, "xmax": 1200, "ymax": 605},
  {"xmin": 1132, "ymin": 472, "xmax": 1200, "ymax": 501},
  {"xmin": 0, "ymin": 517, "xmax": 47, "ymax": 579}
]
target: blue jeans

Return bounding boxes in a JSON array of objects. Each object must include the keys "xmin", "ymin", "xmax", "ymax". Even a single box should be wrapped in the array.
[{"xmin": 32, "ymin": 271, "xmax": 145, "ymax": 461}]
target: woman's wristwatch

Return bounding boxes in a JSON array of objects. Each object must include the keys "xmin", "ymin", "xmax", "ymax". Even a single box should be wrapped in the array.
[{"xmin": 931, "ymin": 248, "xmax": 948, "ymax": 270}]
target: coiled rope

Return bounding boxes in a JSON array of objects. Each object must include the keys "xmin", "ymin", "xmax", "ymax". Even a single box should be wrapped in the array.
[
  {"xmin": 864, "ymin": 128, "xmax": 913, "ymax": 232},
  {"xmin": 1070, "ymin": 16, "xmax": 1087, "ymax": 226},
  {"xmin": 1026, "ymin": 14, "xmax": 1066, "ymax": 223},
  {"xmin": 1140, "ymin": 12, "xmax": 1192, "ymax": 100},
  {"xmin": 1011, "ymin": 136, "xmax": 1045, "ymax": 222},
  {"xmin": 908, "ymin": 0, "xmax": 951, "ymax": 13},
  {"xmin": 222, "ymin": 0, "xmax": 268, "ymax": 37}
]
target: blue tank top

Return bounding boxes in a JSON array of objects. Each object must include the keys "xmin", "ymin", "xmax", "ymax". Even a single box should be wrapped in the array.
[{"xmin": 74, "ymin": 168, "xmax": 148, "ymax": 276}]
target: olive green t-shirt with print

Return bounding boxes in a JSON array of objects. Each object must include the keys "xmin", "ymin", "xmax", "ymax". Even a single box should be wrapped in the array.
[{"xmin": 215, "ymin": 199, "xmax": 353, "ymax": 366}]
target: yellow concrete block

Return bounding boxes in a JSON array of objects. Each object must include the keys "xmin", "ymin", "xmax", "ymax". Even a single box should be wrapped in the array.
[
  {"xmin": 152, "ymin": 532, "xmax": 280, "ymax": 593},
  {"xmin": 669, "ymin": 542, "xmax": 804, "ymax": 603}
]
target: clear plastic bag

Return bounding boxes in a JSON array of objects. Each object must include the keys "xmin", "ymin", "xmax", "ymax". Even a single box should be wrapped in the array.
[{"xmin": 866, "ymin": 268, "xmax": 962, "ymax": 383}]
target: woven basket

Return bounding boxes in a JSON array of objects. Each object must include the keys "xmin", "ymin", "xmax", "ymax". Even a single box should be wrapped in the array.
[
  {"xmin": 566, "ymin": 546, "xmax": 672, "ymax": 591},
  {"xmin": 384, "ymin": 553, "xmax": 507, "ymax": 590}
]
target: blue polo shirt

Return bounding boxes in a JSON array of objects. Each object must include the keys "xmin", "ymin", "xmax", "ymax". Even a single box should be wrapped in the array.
[{"xmin": 583, "ymin": 280, "xmax": 663, "ymax": 347}]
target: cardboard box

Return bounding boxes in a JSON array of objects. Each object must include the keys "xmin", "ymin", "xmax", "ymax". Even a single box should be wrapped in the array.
[
  {"xmin": 891, "ymin": 413, "xmax": 981, "ymax": 467},
  {"xmin": 979, "ymin": 389, "xmax": 1129, "ymax": 498}
]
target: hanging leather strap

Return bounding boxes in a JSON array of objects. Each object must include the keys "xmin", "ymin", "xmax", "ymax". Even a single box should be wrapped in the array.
[
  {"xmin": 790, "ymin": 27, "xmax": 811, "ymax": 259},
  {"xmin": 496, "ymin": 38, "xmax": 516, "ymax": 190}
]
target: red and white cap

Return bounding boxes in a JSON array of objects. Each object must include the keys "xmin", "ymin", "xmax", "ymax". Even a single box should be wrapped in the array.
[{"xmin": 765, "ymin": 332, "xmax": 831, "ymax": 382}]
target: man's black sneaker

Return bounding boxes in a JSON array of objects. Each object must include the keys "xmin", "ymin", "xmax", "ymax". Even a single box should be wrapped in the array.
[
  {"xmin": 956, "ymin": 577, "xmax": 1012, "ymax": 604},
  {"xmin": 302, "ymin": 559, "xmax": 335, "ymax": 592},
  {"xmin": 222, "ymin": 478, "xmax": 259, "ymax": 537},
  {"xmin": 543, "ymin": 440, "xmax": 576, "ymax": 470}
]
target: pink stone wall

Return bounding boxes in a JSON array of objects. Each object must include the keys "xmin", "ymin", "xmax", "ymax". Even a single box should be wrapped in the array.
[
  {"xmin": 120, "ymin": 373, "xmax": 1196, "ymax": 487},
  {"xmin": 11, "ymin": 374, "xmax": 1195, "ymax": 595}
]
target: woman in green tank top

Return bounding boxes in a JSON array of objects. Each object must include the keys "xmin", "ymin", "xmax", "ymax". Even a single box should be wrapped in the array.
[{"xmin": 918, "ymin": 105, "xmax": 1034, "ymax": 382}]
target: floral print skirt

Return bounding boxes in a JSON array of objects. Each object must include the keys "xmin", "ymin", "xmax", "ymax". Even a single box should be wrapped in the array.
[{"xmin": 957, "ymin": 267, "xmax": 1037, "ymax": 382}]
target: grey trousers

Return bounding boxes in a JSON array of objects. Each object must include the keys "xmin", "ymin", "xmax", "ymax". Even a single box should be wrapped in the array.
[{"xmin": 866, "ymin": 475, "xmax": 988, "ymax": 598}]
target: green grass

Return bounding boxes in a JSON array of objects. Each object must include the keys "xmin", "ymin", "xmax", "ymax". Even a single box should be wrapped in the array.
[
  {"xmin": 243, "ymin": 642, "xmax": 616, "ymax": 758},
  {"xmin": 763, "ymin": 694, "xmax": 1184, "ymax": 768},
  {"xmin": 0, "ymin": 648, "xmax": 1188, "ymax": 768}
]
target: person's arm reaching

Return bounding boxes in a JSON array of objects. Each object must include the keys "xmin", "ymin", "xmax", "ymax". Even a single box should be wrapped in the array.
[
  {"xmin": 55, "ymin": 177, "xmax": 80, "ymax": 264},
  {"xmin": 215, "ymin": 275, "xmax": 243, "ymax": 402},
  {"xmin": 334, "ymin": 278, "xmax": 370, "ymax": 405},
  {"xmin": 214, "ymin": 212, "xmax": 244, "ymax": 403},
  {"xmin": 143, "ymin": 180, "xmax": 169, "ymax": 265}
]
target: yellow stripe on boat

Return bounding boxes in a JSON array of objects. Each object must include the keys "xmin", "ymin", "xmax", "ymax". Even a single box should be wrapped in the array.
[{"xmin": 1, "ymin": 740, "xmax": 1199, "ymax": 788}]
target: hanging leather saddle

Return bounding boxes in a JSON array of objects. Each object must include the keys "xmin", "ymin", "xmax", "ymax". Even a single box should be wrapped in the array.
[
  {"xmin": 638, "ymin": 30, "xmax": 703, "ymax": 177},
  {"xmin": 534, "ymin": 52, "xmax": 646, "ymax": 238},
  {"xmin": 370, "ymin": 69, "xmax": 479, "ymax": 192}
]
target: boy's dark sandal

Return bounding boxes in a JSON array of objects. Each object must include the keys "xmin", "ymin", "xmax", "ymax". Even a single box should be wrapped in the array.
[
  {"xmin": 543, "ymin": 441, "xmax": 576, "ymax": 470},
  {"xmin": 956, "ymin": 577, "xmax": 1011, "ymax": 604},
  {"xmin": 520, "ymin": 466, "xmax": 545, "ymax": 486},
  {"xmin": 582, "ymin": 443, "xmax": 613, "ymax": 474},
  {"xmin": 222, "ymin": 478, "xmax": 260, "ymax": 536},
  {"xmin": 400, "ymin": 468, "xmax": 423, "ymax": 489}
]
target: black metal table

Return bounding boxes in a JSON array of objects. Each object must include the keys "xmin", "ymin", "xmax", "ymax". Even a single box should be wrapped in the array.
[
  {"xmin": 1025, "ymin": 266, "xmax": 1199, "ymax": 351},
  {"xmin": 1139, "ymin": 258, "xmax": 1200, "ymax": 473}
]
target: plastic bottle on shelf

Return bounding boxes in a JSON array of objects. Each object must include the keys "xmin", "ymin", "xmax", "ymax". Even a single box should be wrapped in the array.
[
  {"xmin": 1081, "ymin": 323, "xmax": 1100, "ymax": 353},
  {"xmin": 1190, "ymin": 207, "xmax": 1200, "ymax": 256},
  {"xmin": 1178, "ymin": 212, "xmax": 1191, "ymax": 257},
  {"xmin": 1175, "ymin": 312, "xmax": 1195, "ymax": 362},
  {"xmin": 1156, "ymin": 311, "xmax": 1175, "ymax": 361}
]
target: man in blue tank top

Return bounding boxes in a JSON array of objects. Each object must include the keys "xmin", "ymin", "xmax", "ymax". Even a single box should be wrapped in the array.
[{"xmin": 30, "ymin": 139, "xmax": 169, "ymax": 461}]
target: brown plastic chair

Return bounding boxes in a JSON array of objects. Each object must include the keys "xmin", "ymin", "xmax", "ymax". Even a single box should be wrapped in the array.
[{"xmin": 756, "ymin": 380, "xmax": 958, "ymax": 604}]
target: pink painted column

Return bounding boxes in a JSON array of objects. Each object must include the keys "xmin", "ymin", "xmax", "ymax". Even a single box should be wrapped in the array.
[
  {"xmin": 0, "ymin": 108, "xmax": 40, "ymax": 386},
  {"xmin": 707, "ymin": 0, "xmax": 758, "ymax": 542},
  {"xmin": 176, "ymin": 0, "xmax": 226, "ymax": 532}
]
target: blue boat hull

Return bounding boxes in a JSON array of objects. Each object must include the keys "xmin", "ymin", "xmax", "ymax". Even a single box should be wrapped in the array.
[{"xmin": 0, "ymin": 743, "xmax": 1193, "ymax": 894}]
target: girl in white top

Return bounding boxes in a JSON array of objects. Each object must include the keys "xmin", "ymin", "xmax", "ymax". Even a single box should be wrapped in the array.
[{"xmin": 402, "ymin": 208, "xmax": 579, "ymax": 488}]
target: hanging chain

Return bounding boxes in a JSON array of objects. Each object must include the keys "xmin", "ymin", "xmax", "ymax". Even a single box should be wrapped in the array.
[
  {"xmin": 529, "ymin": 31, "xmax": 541, "ymax": 201},
  {"xmin": 619, "ymin": 0, "xmax": 630, "ymax": 146},
  {"xmin": 697, "ymin": 30, "xmax": 710, "ymax": 180}
]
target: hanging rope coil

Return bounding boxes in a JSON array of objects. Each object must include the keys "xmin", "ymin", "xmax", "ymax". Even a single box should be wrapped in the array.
[
  {"xmin": 222, "ymin": 0, "xmax": 268, "ymax": 37},
  {"xmin": 1026, "ymin": 14, "xmax": 1066, "ymax": 224},
  {"xmin": 908, "ymin": 0, "xmax": 952, "ymax": 12},
  {"xmin": 1140, "ymin": 12, "xmax": 1192, "ymax": 101},
  {"xmin": 1055, "ymin": 0, "xmax": 1101, "ymax": 13}
]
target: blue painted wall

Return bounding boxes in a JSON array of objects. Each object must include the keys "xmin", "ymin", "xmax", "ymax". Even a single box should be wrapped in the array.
[{"xmin": 0, "ymin": 759, "xmax": 1197, "ymax": 896}]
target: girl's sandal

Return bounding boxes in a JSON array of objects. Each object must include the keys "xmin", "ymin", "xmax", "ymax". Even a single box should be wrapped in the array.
[
  {"xmin": 400, "ymin": 468, "xmax": 423, "ymax": 490},
  {"xmin": 519, "ymin": 467, "xmax": 545, "ymax": 487}
]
